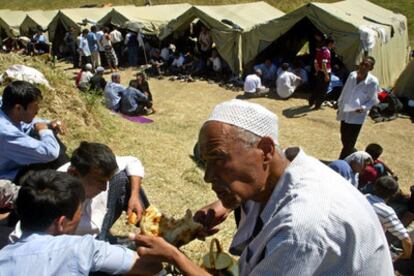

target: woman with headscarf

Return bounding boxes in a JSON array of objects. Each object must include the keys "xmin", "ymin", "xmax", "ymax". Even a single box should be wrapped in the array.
[{"xmin": 329, "ymin": 151, "xmax": 373, "ymax": 188}]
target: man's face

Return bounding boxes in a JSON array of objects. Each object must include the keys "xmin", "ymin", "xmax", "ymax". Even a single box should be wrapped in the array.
[
  {"xmin": 358, "ymin": 59, "xmax": 374, "ymax": 76},
  {"xmin": 265, "ymin": 60, "xmax": 272, "ymax": 67},
  {"xmin": 18, "ymin": 100, "xmax": 39, "ymax": 123},
  {"xmin": 77, "ymin": 168, "xmax": 113, "ymax": 199},
  {"xmin": 199, "ymin": 122, "xmax": 270, "ymax": 209}
]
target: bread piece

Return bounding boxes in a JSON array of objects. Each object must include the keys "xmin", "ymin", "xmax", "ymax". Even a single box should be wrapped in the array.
[
  {"xmin": 110, "ymin": 211, "xmax": 140, "ymax": 237},
  {"xmin": 140, "ymin": 205, "xmax": 202, "ymax": 247}
]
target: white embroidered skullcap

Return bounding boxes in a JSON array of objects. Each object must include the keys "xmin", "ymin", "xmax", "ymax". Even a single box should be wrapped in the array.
[{"xmin": 206, "ymin": 99, "xmax": 279, "ymax": 143}]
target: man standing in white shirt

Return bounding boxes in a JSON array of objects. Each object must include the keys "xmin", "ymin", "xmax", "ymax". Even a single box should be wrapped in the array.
[
  {"xmin": 243, "ymin": 69, "xmax": 269, "ymax": 98},
  {"xmin": 110, "ymin": 26, "xmax": 123, "ymax": 66},
  {"xmin": 78, "ymin": 29, "xmax": 92, "ymax": 68},
  {"xmin": 337, "ymin": 56, "xmax": 379, "ymax": 159},
  {"xmin": 276, "ymin": 63, "xmax": 301, "ymax": 99}
]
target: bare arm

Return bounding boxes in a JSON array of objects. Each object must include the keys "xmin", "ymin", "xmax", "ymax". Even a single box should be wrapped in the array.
[
  {"xmin": 125, "ymin": 253, "xmax": 164, "ymax": 275},
  {"xmin": 134, "ymin": 234, "xmax": 210, "ymax": 276},
  {"xmin": 400, "ymin": 237, "xmax": 413, "ymax": 260},
  {"xmin": 128, "ymin": 176, "xmax": 144, "ymax": 222}
]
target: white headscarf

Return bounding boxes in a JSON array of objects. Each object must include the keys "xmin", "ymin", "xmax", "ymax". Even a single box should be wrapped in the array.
[{"xmin": 344, "ymin": 151, "xmax": 373, "ymax": 166}]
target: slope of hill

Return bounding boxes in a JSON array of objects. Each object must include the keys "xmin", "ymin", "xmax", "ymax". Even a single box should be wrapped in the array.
[{"xmin": 2, "ymin": 0, "xmax": 413, "ymax": 46}]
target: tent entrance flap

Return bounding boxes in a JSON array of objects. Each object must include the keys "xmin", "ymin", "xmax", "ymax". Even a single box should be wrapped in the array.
[
  {"xmin": 254, "ymin": 17, "xmax": 321, "ymax": 65},
  {"xmin": 52, "ymin": 18, "xmax": 69, "ymax": 57}
]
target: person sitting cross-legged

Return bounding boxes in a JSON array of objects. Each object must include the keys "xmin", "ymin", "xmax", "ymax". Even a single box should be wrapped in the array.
[
  {"xmin": 104, "ymin": 72, "xmax": 125, "ymax": 112},
  {"xmin": 89, "ymin": 66, "xmax": 107, "ymax": 94},
  {"xmin": 276, "ymin": 63, "xmax": 301, "ymax": 99},
  {"xmin": 243, "ymin": 69, "xmax": 269, "ymax": 98},
  {"xmin": 0, "ymin": 170, "xmax": 161, "ymax": 275},
  {"xmin": 0, "ymin": 81, "xmax": 68, "ymax": 183}
]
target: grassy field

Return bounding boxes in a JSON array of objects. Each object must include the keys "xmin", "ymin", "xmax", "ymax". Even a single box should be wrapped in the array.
[
  {"xmin": 1, "ymin": 53, "xmax": 413, "ymax": 264},
  {"xmin": 2, "ymin": 0, "xmax": 414, "ymax": 46}
]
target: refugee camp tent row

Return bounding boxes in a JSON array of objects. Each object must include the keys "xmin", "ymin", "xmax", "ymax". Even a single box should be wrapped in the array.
[
  {"xmin": 47, "ymin": 7, "xmax": 112, "ymax": 52},
  {"xmin": 243, "ymin": 0, "xmax": 410, "ymax": 88},
  {"xmin": 395, "ymin": 59, "xmax": 414, "ymax": 100},
  {"xmin": 0, "ymin": 10, "xmax": 26, "ymax": 38},
  {"xmin": 20, "ymin": 10, "xmax": 59, "ymax": 37},
  {"xmin": 159, "ymin": 1, "xmax": 284, "ymax": 75},
  {"xmin": 98, "ymin": 4, "xmax": 192, "ymax": 36}
]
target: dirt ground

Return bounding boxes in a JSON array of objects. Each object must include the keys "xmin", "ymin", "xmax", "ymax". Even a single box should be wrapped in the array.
[{"xmin": 56, "ymin": 63, "xmax": 414, "ymax": 263}]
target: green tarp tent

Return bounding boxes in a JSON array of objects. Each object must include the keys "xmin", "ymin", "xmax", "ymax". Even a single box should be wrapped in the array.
[
  {"xmin": 243, "ymin": 0, "xmax": 410, "ymax": 87},
  {"xmin": 395, "ymin": 59, "xmax": 414, "ymax": 100},
  {"xmin": 20, "ymin": 10, "xmax": 58, "ymax": 37},
  {"xmin": 0, "ymin": 10, "xmax": 26, "ymax": 38},
  {"xmin": 98, "ymin": 4, "xmax": 192, "ymax": 36},
  {"xmin": 48, "ymin": 7, "xmax": 112, "ymax": 43},
  {"xmin": 160, "ymin": 2, "xmax": 284, "ymax": 74}
]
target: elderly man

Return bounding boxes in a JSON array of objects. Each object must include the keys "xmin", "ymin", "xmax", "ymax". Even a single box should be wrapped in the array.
[
  {"xmin": 337, "ymin": 56, "xmax": 379, "ymax": 159},
  {"xmin": 134, "ymin": 99, "xmax": 393, "ymax": 275}
]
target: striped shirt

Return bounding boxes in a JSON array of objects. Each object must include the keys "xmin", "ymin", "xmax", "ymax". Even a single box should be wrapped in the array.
[
  {"xmin": 230, "ymin": 148, "xmax": 393, "ymax": 276},
  {"xmin": 366, "ymin": 194, "xmax": 409, "ymax": 240}
]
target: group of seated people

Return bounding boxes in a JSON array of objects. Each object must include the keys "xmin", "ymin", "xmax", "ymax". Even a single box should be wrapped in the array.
[
  {"xmin": 244, "ymin": 57, "xmax": 347, "ymax": 100},
  {"xmin": 104, "ymin": 72, "xmax": 155, "ymax": 116},
  {"xmin": 1, "ymin": 83, "xmax": 414, "ymax": 274},
  {"xmin": 74, "ymin": 63, "xmax": 155, "ymax": 116},
  {"xmin": 327, "ymin": 144, "xmax": 414, "ymax": 270},
  {"xmin": 1, "ymin": 29, "xmax": 50, "ymax": 56},
  {"xmin": 0, "ymin": 81, "xmax": 150, "ymax": 261}
]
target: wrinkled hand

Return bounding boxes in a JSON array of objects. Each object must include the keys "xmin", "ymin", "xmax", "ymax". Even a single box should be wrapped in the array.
[
  {"xmin": 50, "ymin": 120, "xmax": 66, "ymax": 135},
  {"xmin": 128, "ymin": 197, "xmax": 143, "ymax": 223},
  {"xmin": 193, "ymin": 201, "xmax": 230, "ymax": 239},
  {"xmin": 132, "ymin": 233, "xmax": 177, "ymax": 264}
]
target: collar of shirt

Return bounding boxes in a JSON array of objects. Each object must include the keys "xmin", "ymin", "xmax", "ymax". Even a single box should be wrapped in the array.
[{"xmin": 230, "ymin": 148, "xmax": 303, "ymax": 254}]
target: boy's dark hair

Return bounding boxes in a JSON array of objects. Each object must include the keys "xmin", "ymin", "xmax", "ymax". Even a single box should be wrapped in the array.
[
  {"xmin": 1, "ymin": 81, "xmax": 42, "ymax": 112},
  {"xmin": 16, "ymin": 170, "xmax": 85, "ymax": 232},
  {"xmin": 365, "ymin": 143, "xmax": 383, "ymax": 160},
  {"xmin": 91, "ymin": 25, "xmax": 97, "ymax": 32},
  {"xmin": 373, "ymin": 176, "xmax": 399, "ymax": 200},
  {"xmin": 70, "ymin": 141, "xmax": 118, "ymax": 177},
  {"xmin": 281, "ymin": 63, "xmax": 289, "ymax": 71}
]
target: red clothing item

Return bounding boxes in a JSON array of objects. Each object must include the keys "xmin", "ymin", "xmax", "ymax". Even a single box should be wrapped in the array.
[
  {"xmin": 377, "ymin": 91, "xmax": 389, "ymax": 103},
  {"xmin": 314, "ymin": 47, "xmax": 331, "ymax": 73},
  {"xmin": 359, "ymin": 164, "xmax": 378, "ymax": 186},
  {"xmin": 75, "ymin": 70, "xmax": 83, "ymax": 87}
]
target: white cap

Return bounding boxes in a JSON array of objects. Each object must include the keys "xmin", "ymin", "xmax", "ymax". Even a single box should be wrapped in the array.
[
  {"xmin": 85, "ymin": 63, "xmax": 92, "ymax": 70},
  {"xmin": 207, "ymin": 99, "xmax": 279, "ymax": 143},
  {"xmin": 96, "ymin": 66, "xmax": 104, "ymax": 73}
]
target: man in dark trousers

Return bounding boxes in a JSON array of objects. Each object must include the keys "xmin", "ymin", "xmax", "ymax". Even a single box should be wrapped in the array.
[{"xmin": 337, "ymin": 56, "xmax": 379, "ymax": 159}]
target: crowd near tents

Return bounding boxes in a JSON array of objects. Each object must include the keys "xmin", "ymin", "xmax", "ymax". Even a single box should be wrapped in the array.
[{"xmin": 0, "ymin": 0, "xmax": 411, "ymax": 87}]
